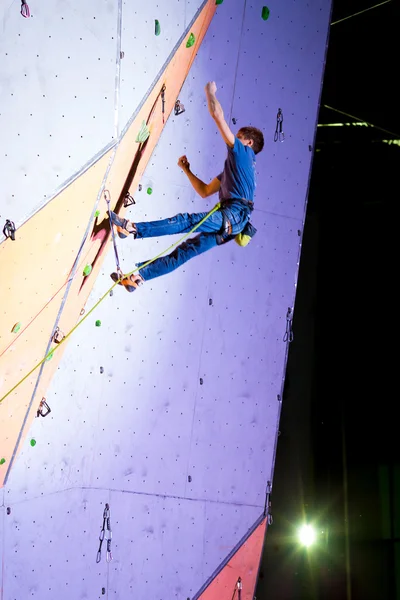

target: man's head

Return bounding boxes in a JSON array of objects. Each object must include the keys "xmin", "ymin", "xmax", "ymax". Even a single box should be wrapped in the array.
[{"xmin": 237, "ymin": 126, "xmax": 264, "ymax": 155}]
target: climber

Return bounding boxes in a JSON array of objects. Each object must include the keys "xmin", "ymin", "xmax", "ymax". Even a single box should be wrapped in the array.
[{"xmin": 109, "ymin": 81, "xmax": 264, "ymax": 292}]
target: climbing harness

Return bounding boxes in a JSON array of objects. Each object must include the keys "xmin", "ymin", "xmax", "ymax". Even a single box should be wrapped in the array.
[
  {"xmin": 3, "ymin": 219, "xmax": 16, "ymax": 241},
  {"xmin": 104, "ymin": 190, "xmax": 123, "ymax": 280},
  {"xmin": 216, "ymin": 199, "xmax": 257, "ymax": 247},
  {"xmin": 274, "ymin": 108, "xmax": 285, "ymax": 142},
  {"xmin": 96, "ymin": 503, "xmax": 113, "ymax": 563}
]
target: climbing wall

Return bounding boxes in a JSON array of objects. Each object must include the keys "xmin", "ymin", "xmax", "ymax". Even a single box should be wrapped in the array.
[{"xmin": 0, "ymin": 0, "xmax": 332, "ymax": 599}]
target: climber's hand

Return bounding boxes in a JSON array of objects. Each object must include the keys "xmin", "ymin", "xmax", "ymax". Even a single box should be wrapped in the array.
[
  {"xmin": 178, "ymin": 155, "xmax": 190, "ymax": 172},
  {"xmin": 205, "ymin": 81, "xmax": 217, "ymax": 95}
]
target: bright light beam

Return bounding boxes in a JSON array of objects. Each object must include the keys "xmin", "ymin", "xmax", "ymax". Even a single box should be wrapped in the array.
[{"xmin": 298, "ymin": 524, "xmax": 316, "ymax": 547}]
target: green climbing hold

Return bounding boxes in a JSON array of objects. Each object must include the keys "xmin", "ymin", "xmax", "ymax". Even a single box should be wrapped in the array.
[
  {"xmin": 12, "ymin": 322, "xmax": 21, "ymax": 334},
  {"xmin": 186, "ymin": 33, "xmax": 195, "ymax": 48},
  {"xmin": 155, "ymin": 20, "xmax": 161, "ymax": 36},
  {"xmin": 147, "ymin": 187, "xmax": 153, "ymax": 195},
  {"xmin": 45, "ymin": 350, "xmax": 54, "ymax": 362},
  {"xmin": 83, "ymin": 264, "xmax": 92, "ymax": 277},
  {"xmin": 95, "ymin": 320, "xmax": 102, "ymax": 327},
  {"xmin": 95, "ymin": 210, "xmax": 100, "ymax": 218},
  {"xmin": 135, "ymin": 121, "xmax": 150, "ymax": 143},
  {"xmin": 30, "ymin": 439, "xmax": 36, "ymax": 447},
  {"xmin": 216, "ymin": 0, "xmax": 223, "ymax": 4},
  {"xmin": 0, "ymin": 458, "xmax": 6, "ymax": 465},
  {"xmin": 261, "ymin": 6, "xmax": 270, "ymax": 20}
]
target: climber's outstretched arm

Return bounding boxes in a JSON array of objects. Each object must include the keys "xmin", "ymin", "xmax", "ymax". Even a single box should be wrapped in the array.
[{"xmin": 205, "ymin": 81, "xmax": 235, "ymax": 148}]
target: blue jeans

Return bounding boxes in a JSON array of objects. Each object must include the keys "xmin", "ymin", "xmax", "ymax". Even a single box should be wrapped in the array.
[{"xmin": 135, "ymin": 203, "xmax": 249, "ymax": 281}]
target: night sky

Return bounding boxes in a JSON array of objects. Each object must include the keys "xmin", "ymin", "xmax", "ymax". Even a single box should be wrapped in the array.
[{"xmin": 256, "ymin": 1, "xmax": 398, "ymax": 598}]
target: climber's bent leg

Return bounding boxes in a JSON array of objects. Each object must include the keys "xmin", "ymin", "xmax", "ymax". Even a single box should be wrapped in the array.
[
  {"xmin": 135, "ymin": 211, "xmax": 223, "ymax": 239},
  {"xmin": 137, "ymin": 233, "xmax": 218, "ymax": 281}
]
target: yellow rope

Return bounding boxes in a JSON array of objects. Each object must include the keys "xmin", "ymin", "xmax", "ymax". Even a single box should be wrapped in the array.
[{"xmin": 0, "ymin": 203, "xmax": 221, "ymax": 404}]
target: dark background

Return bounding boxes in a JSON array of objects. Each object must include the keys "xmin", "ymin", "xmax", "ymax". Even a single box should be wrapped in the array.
[{"xmin": 256, "ymin": 0, "xmax": 398, "ymax": 598}]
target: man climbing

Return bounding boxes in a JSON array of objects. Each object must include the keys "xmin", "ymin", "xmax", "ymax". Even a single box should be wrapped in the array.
[{"xmin": 109, "ymin": 81, "xmax": 264, "ymax": 291}]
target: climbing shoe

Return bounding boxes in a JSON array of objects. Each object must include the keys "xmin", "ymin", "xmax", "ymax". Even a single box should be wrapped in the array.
[
  {"xmin": 108, "ymin": 211, "xmax": 136, "ymax": 239},
  {"xmin": 110, "ymin": 272, "xmax": 144, "ymax": 292}
]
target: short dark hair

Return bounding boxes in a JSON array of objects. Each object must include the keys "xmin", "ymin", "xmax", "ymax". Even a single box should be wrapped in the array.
[{"xmin": 238, "ymin": 126, "xmax": 264, "ymax": 154}]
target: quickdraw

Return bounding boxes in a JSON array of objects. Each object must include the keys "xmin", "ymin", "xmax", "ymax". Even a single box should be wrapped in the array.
[
  {"xmin": 232, "ymin": 577, "xmax": 242, "ymax": 599},
  {"xmin": 174, "ymin": 100, "xmax": 185, "ymax": 116},
  {"xmin": 36, "ymin": 398, "xmax": 51, "ymax": 418},
  {"xmin": 123, "ymin": 192, "xmax": 135, "ymax": 208},
  {"xmin": 96, "ymin": 503, "xmax": 113, "ymax": 563},
  {"xmin": 161, "ymin": 84, "xmax": 166, "ymax": 124},
  {"xmin": 283, "ymin": 307, "xmax": 294, "ymax": 343},
  {"xmin": 21, "ymin": 1, "xmax": 30, "ymax": 18},
  {"xmin": 3, "ymin": 219, "xmax": 16, "ymax": 241},
  {"xmin": 274, "ymin": 108, "xmax": 285, "ymax": 142},
  {"xmin": 104, "ymin": 190, "xmax": 123, "ymax": 280}
]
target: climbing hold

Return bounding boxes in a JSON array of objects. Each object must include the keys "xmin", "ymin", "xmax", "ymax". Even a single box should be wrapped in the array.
[
  {"xmin": 6, "ymin": 507, "xmax": 11, "ymax": 515},
  {"xmin": 188, "ymin": 475, "xmax": 192, "ymax": 482},
  {"xmin": 80, "ymin": 308, "xmax": 85, "ymax": 316},
  {"xmin": 0, "ymin": 458, "xmax": 6, "ymax": 465},
  {"xmin": 95, "ymin": 320, "xmax": 101, "ymax": 327},
  {"xmin": 83, "ymin": 264, "xmax": 92, "ymax": 277},
  {"xmin": 11, "ymin": 322, "xmax": 21, "ymax": 334},
  {"xmin": 232, "ymin": 118, "xmax": 237, "ymax": 125},
  {"xmin": 200, "ymin": 378, "xmax": 204, "ymax": 385},
  {"xmin": 216, "ymin": 0, "xmax": 223, "ymax": 4},
  {"xmin": 109, "ymin": 290, "xmax": 113, "ymax": 297},
  {"xmin": 95, "ymin": 210, "xmax": 100, "ymax": 218},
  {"xmin": 147, "ymin": 187, "xmax": 153, "ymax": 195},
  {"xmin": 45, "ymin": 350, "xmax": 54, "ymax": 362},
  {"xmin": 135, "ymin": 121, "xmax": 150, "ymax": 143},
  {"xmin": 186, "ymin": 33, "xmax": 195, "ymax": 48},
  {"xmin": 100, "ymin": 366, "xmax": 104, "ymax": 374},
  {"xmin": 138, "ymin": 184, "xmax": 142, "ymax": 191},
  {"xmin": 261, "ymin": 6, "xmax": 270, "ymax": 20},
  {"xmin": 30, "ymin": 439, "xmax": 36, "ymax": 447},
  {"xmin": 155, "ymin": 19, "xmax": 161, "ymax": 36}
]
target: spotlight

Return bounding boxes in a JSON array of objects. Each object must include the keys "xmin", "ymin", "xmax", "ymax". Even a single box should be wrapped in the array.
[{"xmin": 298, "ymin": 524, "xmax": 316, "ymax": 547}]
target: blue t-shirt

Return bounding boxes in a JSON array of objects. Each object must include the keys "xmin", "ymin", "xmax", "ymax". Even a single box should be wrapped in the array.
[{"xmin": 216, "ymin": 137, "xmax": 256, "ymax": 202}]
